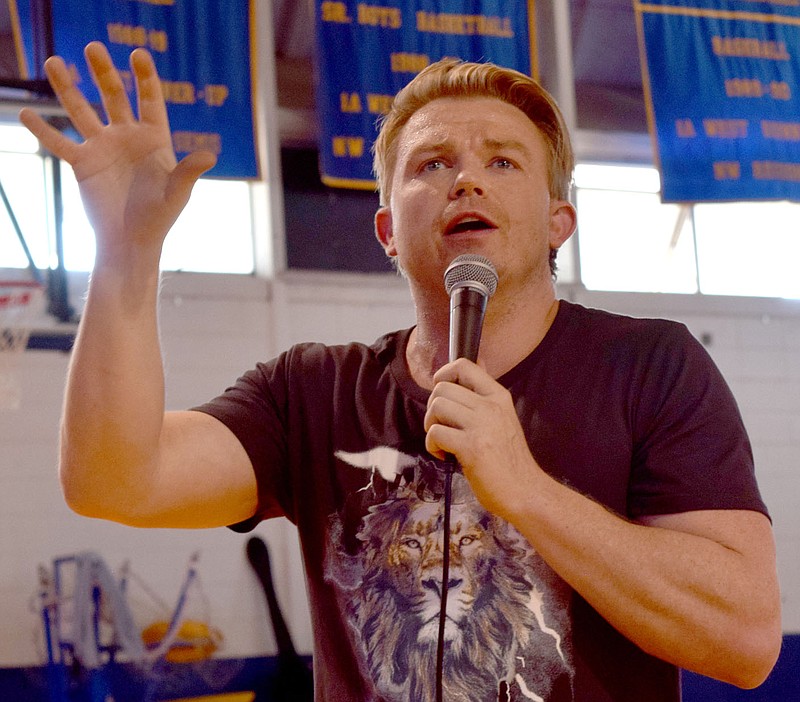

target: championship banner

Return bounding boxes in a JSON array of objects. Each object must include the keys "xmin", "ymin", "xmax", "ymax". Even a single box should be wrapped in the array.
[
  {"xmin": 10, "ymin": 0, "xmax": 258, "ymax": 179},
  {"xmin": 635, "ymin": 0, "xmax": 800, "ymax": 202},
  {"xmin": 315, "ymin": 1, "xmax": 537, "ymax": 189}
]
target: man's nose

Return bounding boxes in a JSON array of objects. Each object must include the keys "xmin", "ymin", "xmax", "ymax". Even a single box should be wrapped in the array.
[{"xmin": 450, "ymin": 168, "xmax": 485, "ymax": 199}]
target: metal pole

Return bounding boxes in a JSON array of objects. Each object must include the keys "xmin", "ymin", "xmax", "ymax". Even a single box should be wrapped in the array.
[
  {"xmin": 0, "ymin": 179, "xmax": 43, "ymax": 283},
  {"xmin": 47, "ymin": 157, "xmax": 75, "ymax": 322}
]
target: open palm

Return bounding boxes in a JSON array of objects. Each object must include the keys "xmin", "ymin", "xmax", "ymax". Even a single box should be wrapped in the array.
[{"xmin": 19, "ymin": 42, "xmax": 215, "ymax": 262}]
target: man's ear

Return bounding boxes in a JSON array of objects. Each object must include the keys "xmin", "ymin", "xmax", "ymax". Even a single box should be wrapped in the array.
[
  {"xmin": 375, "ymin": 206, "xmax": 397, "ymax": 257},
  {"xmin": 549, "ymin": 200, "xmax": 578, "ymax": 250}
]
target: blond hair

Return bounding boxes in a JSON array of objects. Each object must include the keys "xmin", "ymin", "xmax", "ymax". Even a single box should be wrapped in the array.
[{"xmin": 373, "ymin": 58, "xmax": 574, "ymax": 207}]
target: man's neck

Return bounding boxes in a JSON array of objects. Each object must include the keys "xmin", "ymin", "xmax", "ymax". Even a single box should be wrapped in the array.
[{"xmin": 406, "ymin": 287, "xmax": 561, "ymax": 390}]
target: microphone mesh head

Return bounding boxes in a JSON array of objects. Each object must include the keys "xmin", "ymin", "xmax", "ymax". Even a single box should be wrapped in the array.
[{"xmin": 444, "ymin": 254, "xmax": 498, "ymax": 297}]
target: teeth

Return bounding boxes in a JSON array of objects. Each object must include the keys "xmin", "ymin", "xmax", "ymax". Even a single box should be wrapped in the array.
[
  {"xmin": 446, "ymin": 215, "xmax": 493, "ymax": 235},
  {"xmin": 452, "ymin": 219, "xmax": 488, "ymax": 232}
]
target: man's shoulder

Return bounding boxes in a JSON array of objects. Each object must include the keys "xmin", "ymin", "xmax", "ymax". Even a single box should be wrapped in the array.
[
  {"xmin": 282, "ymin": 327, "xmax": 412, "ymax": 366},
  {"xmin": 558, "ymin": 299, "xmax": 691, "ymax": 344}
]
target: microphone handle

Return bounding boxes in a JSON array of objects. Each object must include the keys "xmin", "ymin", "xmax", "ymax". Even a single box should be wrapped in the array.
[{"xmin": 449, "ymin": 286, "xmax": 489, "ymax": 363}]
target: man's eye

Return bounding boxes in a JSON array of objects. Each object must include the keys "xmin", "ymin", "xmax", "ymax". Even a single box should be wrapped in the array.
[
  {"xmin": 423, "ymin": 159, "xmax": 446, "ymax": 171},
  {"xmin": 492, "ymin": 158, "xmax": 515, "ymax": 169}
]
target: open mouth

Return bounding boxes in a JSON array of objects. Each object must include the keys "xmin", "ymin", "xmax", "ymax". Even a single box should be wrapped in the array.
[{"xmin": 445, "ymin": 215, "xmax": 497, "ymax": 236}]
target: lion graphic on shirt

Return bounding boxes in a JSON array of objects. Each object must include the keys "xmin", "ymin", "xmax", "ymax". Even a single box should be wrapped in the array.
[{"xmin": 326, "ymin": 450, "xmax": 574, "ymax": 701}]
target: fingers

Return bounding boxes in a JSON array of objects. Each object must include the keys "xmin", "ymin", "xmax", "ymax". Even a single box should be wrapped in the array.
[
  {"xmin": 424, "ymin": 385, "xmax": 469, "ymax": 435},
  {"xmin": 424, "ymin": 359, "xmax": 517, "ymax": 460},
  {"xmin": 425, "ymin": 433, "xmax": 449, "ymax": 462},
  {"xmin": 18, "ymin": 107, "xmax": 81, "ymax": 162},
  {"xmin": 22, "ymin": 41, "xmax": 136, "ymax": 153},
  {"xmin": 425, "ymin": 360, "xmax": 490, "ymax": 428},
  {"xmin": 424, "ymin": 361, "xmax": 490, "ymax": 454},
  {"xmin": 130, "ymin": 47, "xmax": 169, "ymax": 127},
  {"xmin": 29, "ymin": 42, "xmax": 164, "ymax": 140},
  {"xmin": 431, "ymin": 357, "xmax": 494, "ymax": 394},
  {"xmin": 42, "ymin": 54, "xmax": 105, "ymax": 140},
  {"xmin": 21, "ymin": 42, "xmax": 179, "ymax": 169},
  {"xmin": 84, "ymin": 41, "xmax": 135, "ymax": 125}
]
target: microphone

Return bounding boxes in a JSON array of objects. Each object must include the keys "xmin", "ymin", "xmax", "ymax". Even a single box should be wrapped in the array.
[
  {"xmin": 436, "ymin": 253, "xmax": 498, "ymax": 702},
  {"xmin": 443, "ymin": 254, "xmax": 499, "ymax": 363}
]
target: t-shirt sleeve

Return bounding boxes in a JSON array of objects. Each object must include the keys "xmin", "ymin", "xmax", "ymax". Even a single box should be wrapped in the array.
[
  {"xmin": 627, "ymin": 323, "xmax": 768, "ymax": 519},
  {"xmin": 192, "ymin": 355, "xmax": 294, "ymax": 531}
]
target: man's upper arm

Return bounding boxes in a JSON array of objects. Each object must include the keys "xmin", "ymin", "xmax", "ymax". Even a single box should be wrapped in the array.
[{"xmin": 134, "ymin": 410, "xmax": 259, "ymax": 528}]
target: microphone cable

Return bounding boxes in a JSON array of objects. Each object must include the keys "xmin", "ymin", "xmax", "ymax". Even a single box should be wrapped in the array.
[{"xmin": 435, "ymin": 461, "xmax": 456, "ymax": 702}]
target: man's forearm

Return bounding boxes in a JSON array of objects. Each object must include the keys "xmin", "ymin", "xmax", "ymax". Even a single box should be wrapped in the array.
[
  {"xmin": 59, "ymin": 261, "xmax": 165, "ymax": 519},
  {"xmin": 505, "ymin": 467, "xmax": 781, "ymax": 688}
]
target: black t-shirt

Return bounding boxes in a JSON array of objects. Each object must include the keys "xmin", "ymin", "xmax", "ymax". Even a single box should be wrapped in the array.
[{"xmin": 194, "ymin": 300, "xmax": 766, "ymax": 701}]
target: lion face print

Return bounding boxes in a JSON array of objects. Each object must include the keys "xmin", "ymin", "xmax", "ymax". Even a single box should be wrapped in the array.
[
  {"xmin": 380, "ymin": 498, "xmax": 489, "ymax": 644},
  {"xmin": 325, "ymin": 447, "xmax": 575, "ymax": 702}
]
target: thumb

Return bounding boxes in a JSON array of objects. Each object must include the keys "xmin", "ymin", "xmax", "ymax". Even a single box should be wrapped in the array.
[{"xmin": 167, "ymin": 150, "xmax": 217, "ymax": 204}]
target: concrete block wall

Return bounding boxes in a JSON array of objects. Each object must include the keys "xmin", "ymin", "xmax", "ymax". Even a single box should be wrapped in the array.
[{"xmin": 0, "ymin": 271, "xmax": 797, "ymax": 668}]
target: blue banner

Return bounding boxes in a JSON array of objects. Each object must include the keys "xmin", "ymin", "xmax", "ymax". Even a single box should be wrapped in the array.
[
  {"xmin": 11, "ymin": 0, "xmax": 258, "ymax": 179},
  {"xmin": 315, "ymin": 1, "xmax": 536, "ymax": 189},
  {"xmin": 636, "ymin": 0, "xmax": 800, "ymax": 202}
]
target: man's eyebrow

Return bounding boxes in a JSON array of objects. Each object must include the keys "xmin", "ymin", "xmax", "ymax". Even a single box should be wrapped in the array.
[
  {"xmin": 406, "ymin": 136, "xmax": 533, "ymax": 157},
  {"xmin": 484, "ymin": 138, "xmax": 534, "ymax": 157},
  {"xmin": 405, "ymin": 138, "xmax": 453, "ymax": 157}
]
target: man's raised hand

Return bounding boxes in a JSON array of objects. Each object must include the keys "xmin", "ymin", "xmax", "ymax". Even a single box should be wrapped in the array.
[{"xmin": 19, "ymin": 41, "xmax": 216, "ymax": 266}]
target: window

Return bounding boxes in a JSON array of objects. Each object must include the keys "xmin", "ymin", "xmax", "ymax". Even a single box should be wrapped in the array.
[
  {"xmin": 694, "ymin": 202, "xmax": 800, "ymax": 299},
  {"xmin": 0, "ymin": 126, "xmax": 49, "ymax": 269},
  {"xmin": 1, "ymin": 122, "xmax": 255, "ymax": 275},
  {"xmin": 58, "ymin": 167, "xmax": 255, "ymax": 273},
  {"xmin": 575, "ymin": 164, "xmax": 698, "ymax": 294},
  {"xmin": 574, "ymin": 163, "xmax": 800, "ymax": 300}
]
